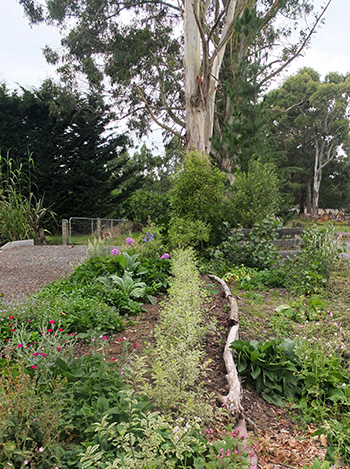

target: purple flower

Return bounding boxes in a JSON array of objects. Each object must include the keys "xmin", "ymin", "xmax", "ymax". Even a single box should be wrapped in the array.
[
  {"xmin": 126, "ymin": 237, "xmax": 135, "ymax": 246},
  {"xmin": 160, "ymin": 253, "xmax": 170, "ymax": 259},
  {"xmin": 112, "ymin": 248, "xmax": 120, "ymax": 256}
]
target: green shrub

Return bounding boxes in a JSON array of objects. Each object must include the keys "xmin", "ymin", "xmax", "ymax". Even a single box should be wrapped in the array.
[
  {"xmin": 168, "ymin": 151, "xmax": 226, "ymax": 243},
  {"xmin": 168, "ymin": 217, "xmax": 210, "ymax": 249},
  {"xmin": 223, "ymin": 265, "xmax": 286, "ymax": 290},
  {"xmin": 126, "ymin": 189, "xmax": 170, "ymax": 225},
  {"xmin": 137, "ymin": 248, "xmax": 214, "ymax": 420},
  {"xmin": 0, "ymin": 362, "xmax": 66, "ymax": 468},
  {"xmin": 214, "ymin": 216, "xmax": 281, "ymax": 270},
  {"xmin": 229, "ymin": 159, "xmax": 280, "ymax": 228},
  {"xmin": 285, "ymin": 224, "xmax": 344, "ymax": 294}
]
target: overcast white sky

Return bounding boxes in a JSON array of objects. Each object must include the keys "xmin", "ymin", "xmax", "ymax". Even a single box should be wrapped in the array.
[{"xmin": 0, "ymin": 0, "xmax": 349, "ymax": 106}]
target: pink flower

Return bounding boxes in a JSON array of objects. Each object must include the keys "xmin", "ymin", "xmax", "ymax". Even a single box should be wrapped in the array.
[
  {"xmin": 17, "ymin": 344, "xmax": 23, "ymax": 348},
  {"xmin": 49, "ymin": 320, "xmax": 55, "ymax": 324},
  {"xmin": 125, "ymin": 237, "xmax": 134, "ymax": 246},
  {"xmin": 9, "ymin": 316, "xmax": 14, "ymax": 319},
  {"xmin": 47, "ymin": 329, "xmax": 53, "ymax": 333},
  {"xmin": 112, "ymin": 248, "xmax": 120, "ymax": 256},
  {"xmin": 58, "ymin": 328, "xmax": 64, "ymax": 332},
  {"xmin": 33, "ymin": 353, "xmax": 38, "ymax": 356},
  {"xmin": 31, "ymin": 365, "xmax": 37, "ymax": 369},
  {"xmin": 133, "ymin": 342, "xmax": 137, "ymax": 349},
  {"xmin": 160, "ymin": 253, "xmax": 170, "ymax": 259}
]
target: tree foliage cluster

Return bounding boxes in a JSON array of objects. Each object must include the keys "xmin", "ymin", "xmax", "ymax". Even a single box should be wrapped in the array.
[
  {"xmin": 0, "ymin": 82, "xmax": 149, "ymax": 220},
  {"xmin": 1, "ymin": 0, "xmax": 349, "ymax": 237}
]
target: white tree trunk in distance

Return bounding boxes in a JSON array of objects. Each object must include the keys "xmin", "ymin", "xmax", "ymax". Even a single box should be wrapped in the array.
[
  {"xmin": 312, "ymin": 138, "xmax": 336, "ymax": 215},
  {"xmin": 183, "ymin": 0, "xmax": 238, "ymax": 153}
]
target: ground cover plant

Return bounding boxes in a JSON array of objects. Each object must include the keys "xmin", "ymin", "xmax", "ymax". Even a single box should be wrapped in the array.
[
  {"xmin": 0, "ymin": 242, "xmax": 256, "ymax": 469},
  {"xmin": 220, "ymin": 229, "xmax": 350, "ymax": 467},
  {"xmin": 1, "ymin": 222, "xmax": 349, "ymax": 467}
]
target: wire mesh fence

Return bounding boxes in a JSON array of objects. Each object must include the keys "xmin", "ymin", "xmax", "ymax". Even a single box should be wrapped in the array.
[{"xmin": 67, "ymin": 217, "xmax": 130, "ymax": 244}]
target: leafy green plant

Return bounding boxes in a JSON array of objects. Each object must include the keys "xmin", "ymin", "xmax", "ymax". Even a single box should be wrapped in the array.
[
  {"xmin": 0, "ymin": 362, "xmax": 66, "ymax": 468},
  {"xmin": 230, "ymin": 338, "xmax": 299, "ymax": 406},
  {"xmin": 295, "ymin": 340, "xmax": 350, "ymax": 421},
  {"xmin": 168, "ymin": 217, "xmax": 211, "ymax": 249},
  {"xmin": 285, "ymin": 224, "xmax": 345, "ymax": 294},
  {"xmin": 126, "ymin": 189, "xmax": 170, "ymax": 225},
  {"xmin": 304, "ymin": 459, "xmax": 332, "ymax": 469},
  {"xmin": 228, "ymin": 158, "xmax": 281, "ymax": 228},
  {"xmin": 313, "ymin": 419, "xmax": 350, "ymax": 465},
  {"xmin": 223, "ymin": 265, "xmax": 286, "ymax": 290},
  {"xmin": 136, "ymin": 248, "xmax": 214, "ymax": 420},
  {"xmin": 0, "ymin": 151, "xmax": 55, "ymax": 244},
  {"xmin": 80, "ymin": 387, "xmax": 252, "ymax": 469},
  {"xmin": 275, "ymin": 296, "xmax": 327, "ymax": 324},
  {"xmin": 215, "ymin": 216, "xmax": 282, "ymax": 270},
  {"xmin": 168, "ymin": 151, "xmax": 226, "ymax": 244},
  {"xmin": 100, "ymin": 273, "xmax": 146, "ymax": 299}
]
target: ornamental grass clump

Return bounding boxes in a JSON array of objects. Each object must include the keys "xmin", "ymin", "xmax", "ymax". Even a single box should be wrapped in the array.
[{"xmin": 138, "ymin": 248, "xmax": 214, "ymax": 420}]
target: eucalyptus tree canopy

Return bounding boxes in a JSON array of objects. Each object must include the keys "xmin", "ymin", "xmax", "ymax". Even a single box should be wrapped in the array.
[
  {"xmin": 19, "ymin": 0, "xmax": 330, "ymax": 155},
  {"xmin": 266, "ymin": 68, "xmax": 350, "ymax": 214}
]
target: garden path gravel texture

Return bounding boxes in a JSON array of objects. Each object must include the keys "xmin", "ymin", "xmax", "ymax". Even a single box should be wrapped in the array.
[{"xmin": 0, "ymin": 245, "xmax": 88, "ymax": 303}]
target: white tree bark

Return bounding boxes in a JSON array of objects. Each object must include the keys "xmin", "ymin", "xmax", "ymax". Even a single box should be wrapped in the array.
[
  {"xmin": 183, "ymin": 0, "xmax": 238, "ymax": 153},
  {"xmin": 312, "ymin": 138, "xmax": 336, "ymax": 215}
]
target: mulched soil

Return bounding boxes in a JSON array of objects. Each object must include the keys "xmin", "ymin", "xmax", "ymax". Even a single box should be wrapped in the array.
[{"xmin": 0, "ymin": 246, "xmax": 332, "ymax": 467}]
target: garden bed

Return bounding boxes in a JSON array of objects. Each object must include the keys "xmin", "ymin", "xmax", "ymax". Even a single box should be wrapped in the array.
[{"xmin": 0, "ymin": 246, "xmax": 345, "ymax": 467}]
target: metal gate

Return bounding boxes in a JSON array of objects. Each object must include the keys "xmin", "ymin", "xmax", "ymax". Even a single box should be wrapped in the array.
[{"xmin": 68, "ymin": 217, "xmax": 130, "ymax": 244}]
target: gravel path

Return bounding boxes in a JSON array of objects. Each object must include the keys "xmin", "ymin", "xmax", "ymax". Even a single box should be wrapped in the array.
[{"xmin": 0, "ymin": 245, "xmax": 88, "ymax": 303}]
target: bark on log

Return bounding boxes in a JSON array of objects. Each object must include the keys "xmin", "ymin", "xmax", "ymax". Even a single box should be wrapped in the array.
[
  {"xmin": 209, "ymin": 274, "xmax": 258, "ymax": 467},
  {"xmin": 208, "ymin": 274, "xmax": 241, "ymax": 408},
  {"xmin": 208, "ymin": 274, "xmax": 239, "ymax": 321}
]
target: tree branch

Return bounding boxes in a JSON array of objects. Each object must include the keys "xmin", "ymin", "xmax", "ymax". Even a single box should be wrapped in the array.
[
  {"xmin": 259, "ymin": 0, "xmax": 333, "ymax": 88},
  {"xmin": 133, "ymin": 83, "xmax": 184, "ymax": 139}
]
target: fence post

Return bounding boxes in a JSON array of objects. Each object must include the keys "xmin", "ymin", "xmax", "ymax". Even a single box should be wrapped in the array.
[
  {"xmin": 62, "ymin": 219, "xmax": 68, "ymax": 245},
  {"xmin": 97, "ymin": 218, "xmax": 101, "ymax": 238}
]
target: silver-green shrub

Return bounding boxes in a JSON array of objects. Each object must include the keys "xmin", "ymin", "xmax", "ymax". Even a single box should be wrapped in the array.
[{"xmin": 138, "ymin": 248, "xmax": 214, "ymax": 420}]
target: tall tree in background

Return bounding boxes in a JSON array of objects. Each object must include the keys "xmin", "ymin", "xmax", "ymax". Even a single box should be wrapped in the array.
[
  {"xmin": 19, "ymin": 0, "xmax": 330, "ymax": 156},
  {"xmin": 266, "ymin": 68, "xmax": 350, "ymax": 214},
  {"xmin": 0, "ymin": 81, "xmax": 130, "ymax": 218}
]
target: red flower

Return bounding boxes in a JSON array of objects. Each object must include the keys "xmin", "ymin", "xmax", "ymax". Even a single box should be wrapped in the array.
[
  {"xmin": 133, "ymin": 342, "xmax": 137, "ymax": 349},
  {"xmin": 47, "ymin": 329, "xmax": 53, "ymax": 333},
  {"xmin": 56, "ymin": 347, "xmax": 61, "ymax": 351},
  {"xmin": 31, "ymin": 365, "xmax": 37, "ymax": 369},
  {"xmin": 9, "ymin": 316, "xmax": 14, "ymax": 319}
]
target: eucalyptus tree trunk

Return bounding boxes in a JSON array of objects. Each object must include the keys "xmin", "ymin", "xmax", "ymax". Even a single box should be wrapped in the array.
[
  {"xmin": 183, "ymin": 0, "xmax": 238, "ymax": 153},
  {"xmin": 312, "ymin": 139, "xmax": 335, "ymax": 215}
]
